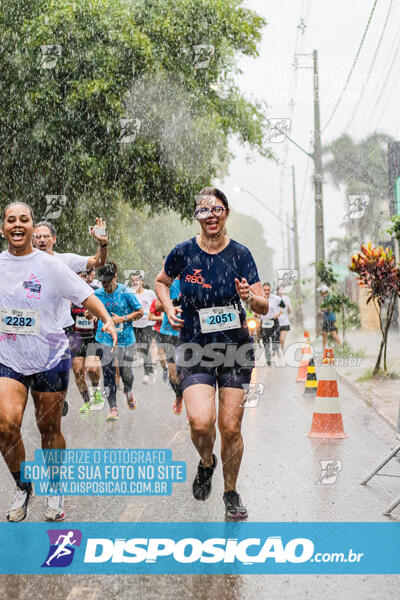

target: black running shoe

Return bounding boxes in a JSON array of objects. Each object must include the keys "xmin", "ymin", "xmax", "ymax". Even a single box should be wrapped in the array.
[
  {"xmin": 223, "ymin": 490, "xmax": 248, "ymax": 520},
  {"xmin": 192, "ymin": 454, "xmax": 217, "ymax": 501},
  {"xmin": 62, "ymin": 400, "xmax": 69, "ymax": 417}
]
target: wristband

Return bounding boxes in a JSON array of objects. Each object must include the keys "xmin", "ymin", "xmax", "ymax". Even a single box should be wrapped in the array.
[{"xmin": 100, "ymin": 243, "xmax": 108, "ymax": 248}]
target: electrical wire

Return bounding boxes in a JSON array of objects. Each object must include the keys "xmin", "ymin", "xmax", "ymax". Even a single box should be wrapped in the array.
[
  {"xmin": 373, "ymin": 43, "xmax": 400, "ymax": 128},
  {"xmin": 346, "ymin": 0, "xmax": 394, "ymax": 131},
  {"xmin": 359, "ymin": 28, "xmax": 400, "ymax": 132},
  {"xmin": 322, "ymin": 0, "xmax": 379, "ymax": 133}
]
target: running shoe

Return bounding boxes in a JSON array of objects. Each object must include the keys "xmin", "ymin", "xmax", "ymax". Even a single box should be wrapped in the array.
[
  {"xmin": 162, "ymin": 368, "xmax": 168, "ymax": 382},
  {"xmin": 79, "ymin": 401, "xmax": 92, "ymax": 414},
  {"xmin": 106, "ymin": 407, "xmax": 119, "ymax": 421},
  {"xmin": 142, "ymin": 374, "xmax": 150, "ymax": 385},
  {"xmin": 126, "ymin": 391, "xmax": 136, "ymax": 410},
  {"xmin": 172, "ymin": 396, "xmax": 183, "ymax": 415},
  {"xmin": 223, "ymin": 490, "xmax": 248, "ymax": 521},
  {"xmin": 62, "ymin": 399, "xmax": 69, "ymax": 416},
  {"xmin": 45, "ymin": 495, "xmax": 66, "ymax": 521},
  {"xmin": 192, "ymin": 454, "xmax": 217, "ymax": 501},
  {"xmin": 7, "ymin": 484, "xmax": 34, "ymax": 522},
  {"xmin": 91, "ymin": 389, "xmax": 105, "ymax": 411}
]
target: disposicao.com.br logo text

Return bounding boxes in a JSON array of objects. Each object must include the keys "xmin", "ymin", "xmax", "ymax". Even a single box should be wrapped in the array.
[{"xmin": 83, "ymin": 536, "xmax": 363, "ymax": 565}]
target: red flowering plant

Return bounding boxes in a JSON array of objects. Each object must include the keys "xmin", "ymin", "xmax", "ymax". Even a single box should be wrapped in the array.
[{"xmin": 349, "ymin": 242, "xmax": 400, "ymax": 376}]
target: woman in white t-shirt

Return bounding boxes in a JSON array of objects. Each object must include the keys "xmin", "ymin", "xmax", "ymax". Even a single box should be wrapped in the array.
[
  {"xmin": 277, "ymin": 285, "xmax": 292, "ymax": 352},
  {"xmin": 0, "ymin": 202, "xmax": 117, "ymax": 523},
  {"xmin": 130, "ymin": 271, "xmax": 157, "ymax": 385}
]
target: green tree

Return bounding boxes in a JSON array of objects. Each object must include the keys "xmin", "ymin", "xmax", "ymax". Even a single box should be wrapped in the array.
[
  {"xmin": 315, "ymin": 260, "xmax": 338, "ymax": 287},
  {"xmin": 323, "ymin": 133, "xmax": 394, "ymax": 243},
  {"xmin": 227, "ymin": 211, "xmax": 274, "ymax": 283},
  {"xmin": 0, "ymin": 0, "xmax": 270, "ymax": 248},
  {"xmin": 328, "ymin": 235, "xmax": 359, "ymax": 263}
]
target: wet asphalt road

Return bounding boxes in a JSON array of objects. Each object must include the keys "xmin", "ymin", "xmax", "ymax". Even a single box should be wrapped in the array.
[{"xmin": 0, "ymin": 348, "xmax": 399, "ymax": 599}]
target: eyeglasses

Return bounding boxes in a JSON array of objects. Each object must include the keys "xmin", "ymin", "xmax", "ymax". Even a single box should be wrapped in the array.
[{"xmin": 194, "ymin": 206, "xmax": 226, "ymax": 220}]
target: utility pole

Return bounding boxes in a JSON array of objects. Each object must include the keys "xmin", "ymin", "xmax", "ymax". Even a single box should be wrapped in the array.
[
  {"xmin": 313, "ymin": 49, "xmax": 325, "ymax": 335},
  {"xmin": 292, "ymin": 165, "xmax": 304, "ymax": 328},
  {"xmin": 286, "ymin": 212, "xmax": 292, "ymax": 268}
]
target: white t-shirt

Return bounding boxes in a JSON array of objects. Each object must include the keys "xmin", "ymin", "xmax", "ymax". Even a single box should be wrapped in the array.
[
  {"xmin": 0, "ymin": 250, "xmax": 94, "ymax": 375},
  {"xmin": 132, "ymin": 289, "xmax": 156, "ymax": 328},
  {"xmin": 53, "ymin": 252, "xmax": 90, "ymax": 327},
  {"xmin": 278, "ymin": 295, "xmax": 291, "ymax": 326},
  {"xmin": 261, "ymin": 294, "xmax": 284, "ymax": 323}
]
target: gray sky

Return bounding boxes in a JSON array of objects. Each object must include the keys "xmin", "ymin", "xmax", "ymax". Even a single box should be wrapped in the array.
[{"xmin": 216, "ymin": 0, "xmax": 398, "ymax": 279}]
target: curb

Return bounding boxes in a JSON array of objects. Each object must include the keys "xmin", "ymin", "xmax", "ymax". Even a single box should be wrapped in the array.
[{"xmin": 336, "ymin": 370, "xmax": 397, "ymax": 431}]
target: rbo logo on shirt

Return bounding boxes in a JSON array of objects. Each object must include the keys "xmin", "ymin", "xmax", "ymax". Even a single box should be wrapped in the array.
[{"xmin": 185, "ymin": 270, "xmax": 212, "ymax": 289}]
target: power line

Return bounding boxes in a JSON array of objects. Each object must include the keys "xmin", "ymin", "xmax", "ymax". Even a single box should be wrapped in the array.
[
  {"xmin": 347, "ymin": 0, "xmax": 394, "ymax": 131},
  {"xmin": 322, "ymin": 0, "xmax": 379, "ymax": 133},
  {"xmin": 359, "ymin": 26, "xmax": 400, "ymax": 132},
  {"xmin": 374, "ymin": 44, "xmax": 400, "ymax": 128}
]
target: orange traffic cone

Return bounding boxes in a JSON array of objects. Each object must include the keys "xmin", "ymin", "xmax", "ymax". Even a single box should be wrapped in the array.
[
  {"xmin": 296, "ymin": 331, "xmax": 312, "ymax": 382},
  {"xmin": 308, "ymin": 349, "xmax": 347, "ymax": 439},
  {"xmin": 303, "ymin": 357, "xmax": 317, "ymax": 395}
]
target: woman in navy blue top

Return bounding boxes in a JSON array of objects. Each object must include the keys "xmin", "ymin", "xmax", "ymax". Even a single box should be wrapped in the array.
[{"xmin": 155, "ymin": 187, "xmax": 268, "ymax": 520}]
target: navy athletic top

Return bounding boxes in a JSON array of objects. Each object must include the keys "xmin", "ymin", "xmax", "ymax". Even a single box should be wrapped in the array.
[{"xmin": 164, "ymin": 237, "xmax": 260, "ymax": 345}]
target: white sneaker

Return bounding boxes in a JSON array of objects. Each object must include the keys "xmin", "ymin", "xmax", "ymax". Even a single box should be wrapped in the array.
[
  {"xmin": 142, "ymin": 375, "xmax": 150, "ymax": 385},
  {"xmin": 45, "ymin": 495, "xmax": 66, "ymax": 521},
  {"xmin": 90, "ymin": 389, "xmax": 106, "ymax": 411},
  {"xmin": 7, "ymin": 485, "xmax": 34, "ymax": 522}
]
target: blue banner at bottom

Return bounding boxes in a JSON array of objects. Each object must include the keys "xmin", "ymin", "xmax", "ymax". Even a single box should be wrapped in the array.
[{"xmin": 0, "ymin": 522, "xmax": 398, "ymax": 574}]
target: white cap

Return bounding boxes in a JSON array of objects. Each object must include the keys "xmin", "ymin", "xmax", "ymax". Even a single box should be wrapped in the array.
[{"xmin": 317, "ymin": 284, "xmax": 330, "ymax": 293}]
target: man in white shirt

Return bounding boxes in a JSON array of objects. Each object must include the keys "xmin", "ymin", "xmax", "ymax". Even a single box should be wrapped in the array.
[
  {"xmin": 259, "ymin": 282, "xmax": 285, "ymax": 366},
  {"xmin": 33, "ymin": 218, "xmax": 108, "ymax": 413},
  {"xmin": 277, "ymin": 284, "xmax": 292, "ymax": 352}
]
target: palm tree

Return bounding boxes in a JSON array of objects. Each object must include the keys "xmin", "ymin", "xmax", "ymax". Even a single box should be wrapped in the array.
[
  {"xmin": 328, "ymin": 235, "xmax": 359, "ymax": 263},
  {"xmin": 323, "ymin": 133, "xmax": 393, "ymax": 244}
]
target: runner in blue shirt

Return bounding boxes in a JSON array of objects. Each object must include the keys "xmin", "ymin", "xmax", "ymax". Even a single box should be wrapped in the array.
[
  {"xmin": 318, "ymin": 284, "xmax": 342, "ymax": 348},
  {"xmin": 156, "ymin": 187, "xmax": 268, "ymax": 520},
  {"xmin": 94, "ymin": 261, "xmax": 143, "ymax": 421}
]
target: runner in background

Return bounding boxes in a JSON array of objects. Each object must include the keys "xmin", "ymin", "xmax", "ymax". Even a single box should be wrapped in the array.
[
  {"xmin": 259, "ymin": 282, "xmax": 285, "ymax": 366},
  {"xmin": 159, "ymin": 277, "xmax": 183, "ymax": 414},
  {"xmin": 130, "ymin": 271, "xmax": 157, "ymax": 384},
  {"xmin": 277, "ymin": 284, "xmax": 292, "ymax": 354},
  {"xmin": 318, "ymin": 284, "xmax": 342, "ymax": 348},
  {"xmin": 93, "ymin": 262, "xmax": 143, "ymax": 421},
  {"xmin": 148, "ymin": 297, "xmax": 169, "ymax": 382},
  {"xmin": 0, "ymin": 202, "xmax": 116, "ymax": 522},
  {"xmin": 85, "ymin": 267, "xmax": 102, "ymax": 289},
  {"xmin": 70, "ymin": 271, "xmax": 105, "ymax": 414}
]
